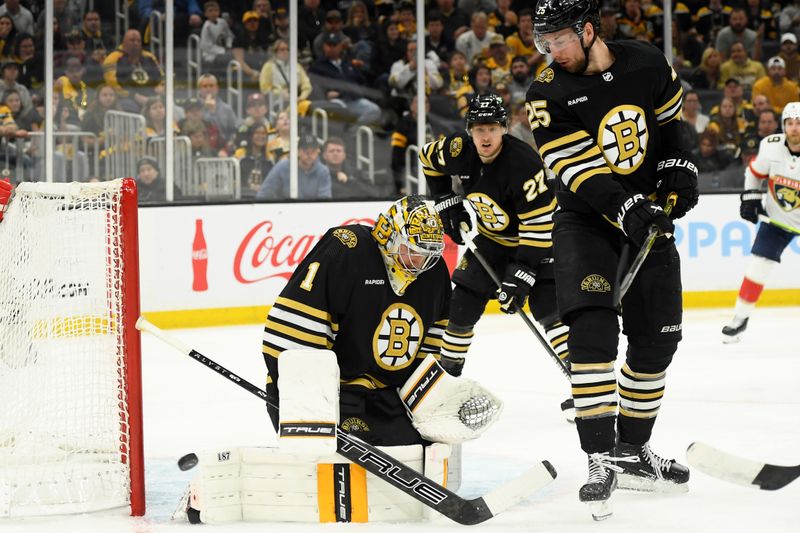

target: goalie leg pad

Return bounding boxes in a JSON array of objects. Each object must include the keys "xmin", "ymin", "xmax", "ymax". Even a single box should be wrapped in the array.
[
  {"xmin": 400, "ymin": 354, "xmax": 503, "ymax": 444},
  {"xmin": 278, "ymin": 349, "xmax": 340, "ymax": 456}
]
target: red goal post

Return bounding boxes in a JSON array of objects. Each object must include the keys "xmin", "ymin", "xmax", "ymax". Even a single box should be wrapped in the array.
[{"xmin": 0, "ymin": 178, "xmax": 144, "ymax": 517}]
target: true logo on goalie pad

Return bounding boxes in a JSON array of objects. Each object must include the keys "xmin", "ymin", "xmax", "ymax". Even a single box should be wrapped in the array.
[
  {"xmin": 280, "ymin": 422, "xmax": 336, "ymax": 437},
  {"xmin": 402, "ymin": 361, "xmax": 445, "ymax": 413}
]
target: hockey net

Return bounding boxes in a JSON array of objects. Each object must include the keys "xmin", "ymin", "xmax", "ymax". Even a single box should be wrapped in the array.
[{"xmin": 0, "ymin": 179, "xmax": 144, "ymax": 518}]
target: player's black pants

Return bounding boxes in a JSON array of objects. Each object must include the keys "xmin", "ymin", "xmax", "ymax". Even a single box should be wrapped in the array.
[{"xmin": 553, "ymin": 210, "xmax": 682, "ymax": 454}]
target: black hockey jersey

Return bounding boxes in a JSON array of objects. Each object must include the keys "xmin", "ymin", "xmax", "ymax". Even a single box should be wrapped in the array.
[
  {"xmin": 420, "ymin": 133, "xmax": 556, "ymax": 268},
  {"xmin": 262, "ymin": 224, "xmax": 450, "ymax": 392},
  {"xmin": 526, "ymin": 40, "xmax": 684, "ymax": 225}
]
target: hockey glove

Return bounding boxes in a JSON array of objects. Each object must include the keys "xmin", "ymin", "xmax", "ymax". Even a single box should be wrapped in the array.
[
  {"xmin": 439, "ymin": 354, "xmax": 465, "ymax": 377},
  {"xmin": 617, "ymin": 193, "xmax": 675, "ymax": 247},
  {"xmin": 655, "ymin": 156, "xmax": 699, "ymax": 219},
  {"xmin": 740, "ymin": 189, "xmax": 765, "ymax": 224},
  {"xmin": 434, "ymin": 191, "xmax": 471, "ymax": 245},
  {"xmin": 497, "ymin": 263, "xmax": 536, "ymax": 314},
  {"xmin": 0, "ymin": 178, "xmax": 12, "ymax": 223}
]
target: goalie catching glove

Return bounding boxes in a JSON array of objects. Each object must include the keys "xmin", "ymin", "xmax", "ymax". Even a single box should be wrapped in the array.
[
  {"xmin": 655, "ymin": 156, "xmax": 699, "ymax": 219},
  {"xmin": 400, "ymin": 354, "xmax": 503, "ymax": 444},
  {"xmin": 497, "ymin": 263, "xmax": 535, "ymax": 314}
]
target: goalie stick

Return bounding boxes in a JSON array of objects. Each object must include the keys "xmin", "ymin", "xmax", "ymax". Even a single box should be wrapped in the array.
[
  {"xmin": 136, "ymin": 317, "xmax": 557, "ymax": 525},
  {"xmin": 687, "ymin": 442, "xmax": 800, "ymax": 491},
  {"xmin": 459, "ymin": 223, "xmax": 570, "ymax": 380}
]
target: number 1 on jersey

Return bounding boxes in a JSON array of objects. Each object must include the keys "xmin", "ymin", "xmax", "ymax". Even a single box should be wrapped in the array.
[{"xmin": 299, "ymin": 262, "xmax": 320, "ymax": 291}]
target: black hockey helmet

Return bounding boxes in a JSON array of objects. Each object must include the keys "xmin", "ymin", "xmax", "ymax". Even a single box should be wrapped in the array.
[
  {"xmin": 465, "ymin": 94, "xmax": 508, "ymax": 130},
  {"xmin": 533, "ymin": 0, "xmax": 600, "ymax": 55}
]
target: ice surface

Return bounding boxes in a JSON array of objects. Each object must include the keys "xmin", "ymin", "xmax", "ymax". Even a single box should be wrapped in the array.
[{"xmin": 3, "ymin": 307, "xmax": 799, "ymax": 532}]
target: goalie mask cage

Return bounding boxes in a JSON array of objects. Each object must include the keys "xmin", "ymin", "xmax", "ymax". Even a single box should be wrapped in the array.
[{"xmin": 0, "ymin": 178, "xmax": 144, "ymax": 518}]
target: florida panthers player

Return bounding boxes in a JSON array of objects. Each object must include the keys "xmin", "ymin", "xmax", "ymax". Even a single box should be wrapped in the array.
[{"xmin": 722, "ymin": 102, "xmax": 800, "ymax": 342}]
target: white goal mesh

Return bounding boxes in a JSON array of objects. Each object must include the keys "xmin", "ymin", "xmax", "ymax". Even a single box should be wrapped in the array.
[{"xmin": 0, "ymin": 179, "xmax": 144, "ymax": 518}]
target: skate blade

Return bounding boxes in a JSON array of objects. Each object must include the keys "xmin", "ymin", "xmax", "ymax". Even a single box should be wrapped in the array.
[
  {"xmin": 617, "ymin": 474, "xmax": 689, "ymax": 494},
  {"xmin": 586, "ymin": 499, "xmax": 613, "ymax": 521}
]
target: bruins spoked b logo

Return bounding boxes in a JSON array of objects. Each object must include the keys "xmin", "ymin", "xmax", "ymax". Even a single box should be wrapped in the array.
[
  {"xmin": 373, "ymin": 303, "xmax": 423, "ymax": 370},
  {"xmin": 466, "ymin": 192, "xmax": 509, "ymax": 231},
  {"xmin": 598, "ymin": 105, "xmax": 648, "ymax": 175}
]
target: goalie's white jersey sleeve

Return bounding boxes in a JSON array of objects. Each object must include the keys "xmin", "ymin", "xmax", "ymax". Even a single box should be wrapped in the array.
[{"xmin": 745, "ymin": 134, "xmax": 800, "ymax": 230}]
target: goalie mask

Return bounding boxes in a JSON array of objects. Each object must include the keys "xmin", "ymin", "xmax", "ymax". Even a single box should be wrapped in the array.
[{"xmin": 372, "ymin": 195, "xmax": 445, "ymax": 296}]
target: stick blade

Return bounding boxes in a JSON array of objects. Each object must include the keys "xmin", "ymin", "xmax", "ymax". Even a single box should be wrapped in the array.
[
  {"xmin": 480, "ymin": 460, "xmax": 557, "ymax": 517},
  {"xmin": 687, "ymin": 442, "xmax": 800, "ymax": 490}
]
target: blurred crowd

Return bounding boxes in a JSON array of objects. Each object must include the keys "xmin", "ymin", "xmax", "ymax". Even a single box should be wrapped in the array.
[{"xmin": 1, "ymin": 0, "xmax": 798, "ymax": 202}]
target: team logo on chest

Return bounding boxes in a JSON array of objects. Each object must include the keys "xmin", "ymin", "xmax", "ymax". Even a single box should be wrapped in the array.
[
  {"xmin": 465, "ymin": 193, "xmax": 509, "ymax": 231},
  {"xmin": 373, "ymin": 303, "xmax": 423, "ymax": 370},
  {"xmin": 770, "ymin": 178, "xmax": 800, "ymax": 211},
  {"xmin": 598, "ymin": 105, "xmax": 648, "ymax": 175}
]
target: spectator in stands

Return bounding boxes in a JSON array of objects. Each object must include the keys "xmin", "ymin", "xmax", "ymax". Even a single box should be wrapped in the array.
[
  {"xmin": 744, "ymin": 0, "xmax": 776, "ymax": 41},
  {"xmin": 708, "ymin": 96, "xmax": 747, "ymax": 158},
  {"xmin": 59, "ymin": 29, "xmax": 87, "ymax": 69},
  {"xmin": 695, "ymin": 0, "xmax": 732, "ymax": 46},
  {"xmin": 506, "ymin": 9, "xmax": 541, "ymax": 69},
  {"xmin": 752, "ymin": 56, "xmax": 800, "ymax": 113},
  {"xmin": 390, "ymin": 94, "xmax": 433, "ymax": 195},
  {"xmin": 672, "ymin": 18, "xmax": 705, "ymax": 68},
  {"xmin": 2, "ymin": 89, "xmax": 26, "ymax": 134},
  {"xmin": 0, "ymin": 0, "xmax": 33, "ymax": 36},
  {"xmin": 252, "ymin": 0, "xmax": 274, "ymax": 40},
  {"xmin": 323, "ymin": 136, "xmax": 373, "ymax": 199},
  {"xmin": 778, "ymin": 33, "xmax": 800, "ymax": 82},
  {"xmin": 312, "ymin": 9, "xmax": 350, "ymax": 61},
  {"xmin": 139, "ymin": 0, "xmax": 202, "ymax": 47},
  {"xmin": 0, "ymin": 15, "xmax": 17, "ymax": 61},
  {"xmin": 103, "ymin": 29, "xmax": 164, "ymax": 112},
  {"xmin": 756, "ymin": 108, "xmax": 780, "ymax": 137},
  {"xmin": 694, "ymin": 129, "xmax": 736, "ymax": 173},
  {"xmin": 395, "ymin": 1, "xmax": 417, "ymax": 41},
  {"xmin": 309, "ymin": 32, "xmax": 382, "ymax": 127},
  {"xmin": 456, "ymin": 11, "xmax": 496, "ymax": 65},
  {"xmin": 135, "ymin": 156, "xmax": 181, "ymax": 204},
  {"xmin": 13, "ymin": 33, "xmax": 42, "ymax": 89},
  {"xmin": 235, "ymin": 122, "xmax": 273, "ymax": 197},
  {"xmin": 370, "ymin": 21, "xmax": 407, "ymax": 88},
  {"xmin": 388, "ymin": 40, "xmax": 444, "ymax": 114},
  {"xmin": 143, "ymin": 97, "xmax": 170, "ymax": 138},
  {"xmin": 487, "ymin": 0, "xmax": 517, "ymax": 38},
  {"xmin": 779, "ymin": 2, "xmax": 800, "ymax": 44},
  {"xmin": 507, "ymin": 55, "xmax": 532, "ymax": 107},
  {"xmin": 54, "ymin": 57, "xmax": 89, "ymax": 119},
  {"xmin": 711, "ymin": 77, "xmax": 759, "ymax": 131},
  {"xmin": 35, "ymin": 0, "xmax": 78, "ymax": 42},
  {"xmin": 233, "ymin": 92, "xmax": 270, "ymax": 149},
  {"xmin": 687, "ymin": 47, "xmax": 722, "ymax": 89},
  {"xmin": 425, "ymin": 11, "xmax": 454, "ymax": 71},
  {"xmin": 298, "ymin": 0, "xmax": 325, "ymax": 58},
  {"xmin": 442, "ymin": 49, "xmax": 470, "ymax": 97},
  {"xmin": 344, "ymin": 1, "xmax": 378, "ymax": 68},
  {"xmin": 180, "ymin": 97, "xmax": 221, "ymax": 152},
  {"xmin": 509, "ymin": 102, "xmax": 535, "ymax": 149},
  {"xmin": 197, "ymin": 73, "xmax": 238, "ymax": 143},
  {"xmin": 455, "ymin": 63, "xmax": 492, "ymax": 117},
  {"xmin": 716, "ymin": 8, "xmax": 760, "ymax": 61},
  {"xmin": 199, "ymin": 0, "xmax": 234, "ymax": 74},
  {"xmin": 683, "ymin": 89, "xmax": 711, "ymax": 134},
  {"xmin": 232, "ymin": 11, "xmax": 270, "ymax": 84},
  {"xmin": 752, "ymin": 93, "xmax": 772, "ymax": 115},
  {"xmin": 259, "ymin": 39, "xmax": 313, "ymax": 117},
  {"xmin": 265, "ymin": 109, "xmax": 290, "ymax": 163},
  {"xmin": 256, "ymin": 132, "xmax": 332, "ymax": 200},
  {"xmin": 719, "ymin": 41, "xmax": 765, "ymax": 90},
  {"xmin": 617, "ymin": 0, "xmax": 654, "ymax": 41},
  {"xmin": 0, "ymin": 61, "xmax": 30, "ymax": 114},
  {"xmin": 484, "ymin": 34, "xmax": 512, "ymax": 87},
  {"xmin": 270, "ymin": 7, "xmax": 289, "ymax": 42},
  {"xmin": 184, "ymin": 119, "xmax": 216, "ymax": 159},
  {"xmin": 434, "ymin": 0, "xmax": 470, "ymax": 43},
  {"xmin": 81, "ymin": 11, "xmax": 113, "ymax": 54},
  {"xmin": 80, "ymin": 83, "xmax": 119, "ymax": 153}
]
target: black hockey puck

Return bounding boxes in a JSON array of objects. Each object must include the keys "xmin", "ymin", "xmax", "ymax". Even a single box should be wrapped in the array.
[{"xmin": 178, "ymin": 452, "xmax": 199, "ymax": 471}]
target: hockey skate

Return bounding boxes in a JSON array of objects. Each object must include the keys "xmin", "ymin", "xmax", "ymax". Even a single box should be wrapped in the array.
[
  {"xmin": 721, "ymin": 317, "xmax": 748, "ymax": 344},
  {"xmin": 616, "ymin": 441, "xmax": 690, "ymax": 493},
  {"xmin": 579, "ymin": 452, "xmax": 628, "ymax": 521}
]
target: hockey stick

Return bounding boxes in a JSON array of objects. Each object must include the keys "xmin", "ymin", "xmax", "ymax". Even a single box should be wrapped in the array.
[
  {"xmin": 613, "ymin": 193, "xmax": 677, "ymax": 307},
  {"xmin": 686, "ymin": 442, "xmax": 800, "ymax": 491},
  {"xmin": 458, "ymin": 223, "xmax": 570, "ymax": 380},
  {"xmin": 757, "ymin": 214, "xmax": 800, "ymax": 235},
  {"xmin": 136, "ymin": 317, "xmax": 557, "ymax": 525}
]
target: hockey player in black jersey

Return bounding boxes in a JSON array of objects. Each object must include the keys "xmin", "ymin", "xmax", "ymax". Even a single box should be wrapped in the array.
[
  {"xmin": 419, "ymin": 93, "xmax": 571, "ymax": 396},
  {"xmin": 528, "ymin": 0, "xmax": 699, "ymax": 519},
  {"xmin": 261, "ymin": 196, "xmax": 451, "ymax": 446}
]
